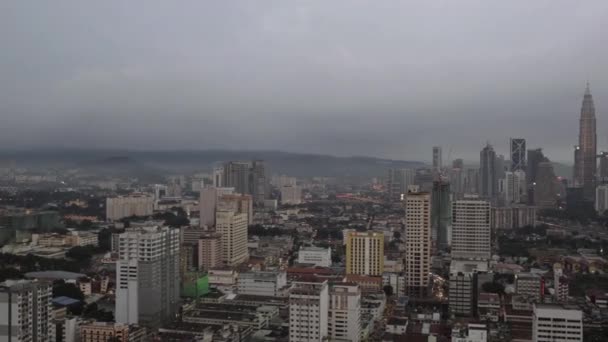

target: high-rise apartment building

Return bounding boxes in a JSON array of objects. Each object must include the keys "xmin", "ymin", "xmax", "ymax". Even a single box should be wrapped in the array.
[
  {"xmin": 464, "ymin": 168, "xmax": 479, "ymax": 195},
  {"xmin": 480, "ymin": 144, "xmax": 497, "ymax": 200},
  {"xmin": 345, "ymin": 231, "xmax": 384, "ymax": 276},
  {"xmin": 595, "ymin": 184, "xmax": 608, "ymax": 214},
  {"xmin": 432, "ymin": 180, "xmax": 451, "ymax": 250},
  {"xmin": 106, "ymin": 194, "xmax": 154, "ymax": 221},
  {"xmin": 280, "ymin": 184, "xmax": 302, "ymax": 204},
  {"xmin": 199, "ymin": 187, "xmax": 235, "ymax": 228},
  {"xmin": 115, "ymin": 226, "xmax": 180, "ymax": 328},
  {"xmin": 433, "ymin": 146, "xmax": 443, "ymax": 172},
  {"xmin": 215, "ymin": 209, "xmax": 249, "ymax": 267},
  {"xmin": 0, "ymin": 280, "xmax": 53, "ymax": 342},
  {"xmin": 328, "ymin": 283, "xmax": 361, "ymax": 342},
  {"xmin": 449, "ymin": 272, "xmax": 474, "ymax": 317},
  {"xmin": 198, "ymin": 233, "xmax": 223, "ymax": 271},
  {"xmin": 217, "ymin": 193, "xmax": 253, "ymax": 226},
  {"xmin": 221, "ymin": 160, "xmax": 269, "ymax": 205},
  {"xmin": 404, "ymin": 191, "xmax": 431, "ymax": 297},
  {"xmin": 386, "ymin": 168, "xmax": 415, "ymax": 202},
  {"xmin": 289, "ymin": 281, "xmax": 329, "ymax": 342},
  {"xmin": 452, "ymin": 198, "xmax": 491, "ymax": 260},
  {"xmin": 573, "ymin": 84, "xmax": 597, "ymax": 201},
  {"xmin": 510, "ymin": 138, "xmax": 527, "ymax": 171},
  {"xmin": 491, "ymin": 206, "xmax": 536, "ymax": 230},
  {"xmin": 533, "ymin": 304, "xmax": 583, "ymax": 342}
]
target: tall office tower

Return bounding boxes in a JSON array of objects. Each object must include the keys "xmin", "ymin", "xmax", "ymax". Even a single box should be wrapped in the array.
[
  {"xmin": 213, "ymin": 167, "xmax": 224, "ymax": 187},
  {"xmin": 0, "ymin": 280, "xmax": 53, "ymax": 342},
  {"xmin": 533, "ymin": 304, "xmax": 583, "ymax": 342},
  {"xmin": 449, "ymin": 168, "xmax": 465, "ymax": 199},
  {"xmin": 504, "ymin": 170, "xmax": 526, "ymax": 205},
  {"xmin": 215, "ymin": 208, "xmax": 249, "ymax": 267},
  {"xmin": 250, "ymin": 160, "xmax": 269, "ymax": 204},
  {"xmin": 345, "ymin": 231, "xmax": 384, "ymax": 276},
  {"xmin": 198, "ymin": 233, "xmax": 223, "ymax": 271},
  {"xmin": 452, "ymin": 198, "xmax": 491, "ymax": 260},
  {"xmin": 480, "ymin": 144, "xmax": 497, "ymax": 200},
  {"xmin": 496, "ymin": 154, "xmax": 506, "ymax": 180},
  {"xmin": 599, "ymin": 152, "xmax": 608, "ymax": 184},
  {"xmin": 595, "ymin": 184, "xmax": 608, "ymax": 214},
  {"xmin": 106, "ymin": 194, "xmax": 155, "ymax": 221},
  {"xmin": 432, "ymin": 146, "xmax": 443, "ymax": 172},
  {"xmin": 328, "ymin": 283, "xmax": 362, "ymax": 342},
  {"xmin": 526, "ymin": 148, "xmax": 547, "ymax": 204},
  {"xmin": 404, "ymin": 191, "xmax": 431, "ymax": 297},
  {"xmin": 534, "ymin": 162, "xmax": 557, "ymax": 208},
  {"xmin": 386, "ymin": 168, "xmax": 404, "ymax": 202},
  {"xmin": 464, "ymin": 168, "xmax": 479, "ymax": 194},
  {"xmin": 289, "ymin": 281, "xmax": 329, "ymax": 342},
  {"xmin": 573, "ymin": 83, "xmax": 597, "ymax": 200},
  {"xmin": 115, "ymin": 226, "xmax": 180, "ymax": 328},
  {"xmin": 199, "ymin": 187, "xmax": 235, "ymax": 228},
  {"xmin": 222, "ymin": 161, "xmax": 251, "ymax": 195},
  {"xmin": 217, "ymin": 193, "xmax": 253, "ymax": 225},
  {"xmin": 431, "ymin": 180, "xmax": 452, "ymax": 250},
  {"xmin": 453, "ymin": 158, "xmax": 464, "ymax": 169},
  {"xmin": 510, "ymin": 138, "xmax": 527, "ymax": 171}
]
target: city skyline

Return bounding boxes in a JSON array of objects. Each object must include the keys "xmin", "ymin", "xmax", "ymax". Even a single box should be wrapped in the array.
[{"xmin": 0, "ymin": 1, "xmax": 606, "ymax": 162}]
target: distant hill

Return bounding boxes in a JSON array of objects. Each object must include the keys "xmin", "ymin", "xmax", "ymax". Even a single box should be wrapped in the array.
[{"xmin": 0, "ymin": 149, "xmax": 425, "ymax": 179}]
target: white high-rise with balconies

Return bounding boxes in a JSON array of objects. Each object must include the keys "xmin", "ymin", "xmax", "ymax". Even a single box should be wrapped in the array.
[
  {"xmin": 289, "ymin": 281, "xmax": 329, "ymax": 342},
  {"xmin": 115, "ymin": 226, "xmax": 180, "ymax": 328},
  {"xmin": 452, "ymin": 198, "xmax": 492, "ymax": 260},
  {"xmin": 0, "ymin": 280, "xmax": 53, "ymax": 342},
  {"xmin": 533, "ymin": 304, "xmax": 583, "ymax": 342}
]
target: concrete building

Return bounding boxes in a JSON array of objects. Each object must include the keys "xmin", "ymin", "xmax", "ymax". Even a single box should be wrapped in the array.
[
  {"xmin": 386, "ymin": 168, "xmax": 415, "ymax": 202},
  {"xmin": 199, "ymin": 187, "xmax": 235, "ymax": 228},
  {"xmin": 237, "ymin": 271, "xmax": 287, "ymax": 297},
  {"xmin": 289, "ymin": 281, "xmax": 329, "ymax": 342},
  {"xmin": 280, "ymin": 184, "xmax": 302, "ymax": 205},
  {"xmin": 222, "ymin": 160, "xmax": 269, "ymax": 205},
  {"xmin": 595, "ymin": 184, "xmax": 608, "ymax": 214},
  {"xmin": 452, "ymin": 198, "xmax": 492, "ymax": 260},
  {"xmin": 533, "ymin": 304, "xmax": 583, "ymax": 342},
  {"xmin": 0, "ymin": 280, "xmax": 53, "ymax": 342},
  {"xmin": 345, "ymin": 231, "xmax": 384, "ymax": 276},
  {"xmin": 452, "ymin": 198, "xmax": 491, "ymax": 260},
  {"xmin": 216, "ymin": 209, "xmax": 249, "ymax": 267},
  {"xmin": 80, "ymin": 322, "xmax": 146, "ymax": 342},
  {"xmin": 329, "ymin": 283, "xmax": 361, "ymax": 342},
  {"xmin": 491, "ymin": 206, "xmax": 536, "ymax": 230},
  {"xmin": 298, "ymin": 246, "xmax": 332, "ymax": 267},
  {"xmin": 404, "ymin": 190, "xmax": 431, "ymax": 297},
  {"xmin": 433, "ymin": 146, "xmax": 443, "ymax": 172},
  {"xmin": 452, "ymin": 323, "xmax": 488, "ymax": 342},
  {"xmin": 432, "ymin": 179, "xmax": 452, "ymax": 250},
  {"xmin": 449, "ymin": 272, "xmax": 474, "ymax": 317},
  {"xmin": 217, "ymin": 193, "xmax": 253, "ymax": 226},
  {"xmin": 515, "ymin": 273, "xmax": 543, "ymax": 302},
  {"xmin": 534, "ymin": 162, "xmax": 558, "ymax": 208},
  {"xmin": 106, "ymin": 194, "xmax": 154, "ymax": 221},
  {"xmin": 198, "ymin": 233, "xmax": 223, "ymax": 271},
  {"xmin": 115, "ymin": 226, "xmax": 180, "ymax": 328},
  {"xmin": 504, "ymin": 170, "xmax": 526, "ymax": 205}
]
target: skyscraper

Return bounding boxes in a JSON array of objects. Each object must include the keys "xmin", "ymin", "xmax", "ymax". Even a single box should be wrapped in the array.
[
  {"xmin": 452, "ymin": 198, "xmax": 491, "ymax": 260},
  {"xmin": 222, "ymin": 160, "xmax": 269, "ymax": 205},
  {"xmin": 534, "ymin": 162, "xmax": 558, "ymax": 208},
  {"xmin": 386, "ymin": 168, "xmax": 415, "ymax": 202},
  {"xmin": 574, "ymin": 83, "xmax": 597, "ymax": 200},
  {"xmin": 510, "ymin": 138, "xmax": 526, "ymax": 171},
  {"xmin": 404, "ymin": 190, "xmax": 431, "ymax": 297},
  {"xmin": 432, "ymin": 146, "xmax": 442, "ymax": 172},
  {"xmin": 431, "ymin": 180, "xmax": 451, "ymax": 250},
  {"xmin": 480, "ymin": 144, "xmax": 497, "ymax": 200},
  {"xmin": 345, "ymin": 231, "xmax": 384, "ymax": 276},
  {"xmin": 115, "ymin": 226, "xmax": 180, "ymax": 328},
  {"xmin": 504, "ymin": 170, "xmax": 526, "ymax": 205},
  {"xmin": 215, "ymin": 208, "xmax": 249, "ymax": 267}
]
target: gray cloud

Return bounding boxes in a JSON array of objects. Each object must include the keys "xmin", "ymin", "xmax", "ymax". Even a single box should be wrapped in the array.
[{"xmin": 1, "ymin": 0, "xmax": 607, "ymax": 163}]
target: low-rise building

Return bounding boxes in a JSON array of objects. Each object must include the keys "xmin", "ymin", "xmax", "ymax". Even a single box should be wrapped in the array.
[
  {"xmin": 237, "ymin": 271, "xmax": 287, "ymax": 297},
  {"xmin": 297, "ymin": 246, "xmax": 332, "ymax": 267},
  {"xmin": 532, "ymin": 304, "xmax": 582, "ymax": 342}
]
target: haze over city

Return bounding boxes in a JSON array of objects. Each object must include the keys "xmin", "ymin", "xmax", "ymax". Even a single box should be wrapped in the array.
[{"xmin": 1, "ymin": 1, "xmax": 607, "ymax": 162}]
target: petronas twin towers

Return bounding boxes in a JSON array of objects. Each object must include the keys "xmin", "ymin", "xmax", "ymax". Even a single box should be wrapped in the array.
[{"xmin": 574, "ymin": 83, "xmax": 597, "ymax": 200}]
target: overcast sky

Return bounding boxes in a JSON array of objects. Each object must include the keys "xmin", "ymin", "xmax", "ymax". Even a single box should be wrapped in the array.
[{"xmin": 1, "ymin": 1, "xmax": 607, "ymax": 163}]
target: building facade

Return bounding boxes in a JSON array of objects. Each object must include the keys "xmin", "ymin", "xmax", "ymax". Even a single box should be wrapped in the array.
[
  {"xmin": 328, "ymin": 283, "xmax": 361, "ymax": 342},
  {"xmin": 510, "ymin": 138, "xmax": 527, "ymax": 172},
  {"xmin": 289, "ymin": 281, "xmax": 329, "ymax": 342},
  {"xmin": 115, "ymin": 226, "xmax": 180, "ymax": 328},
  {"xmin": 345, "ymin": 231, "xmax": 384, "ymax": 276},
  {"xmin": 106, "ymin": 195, "xmax": 154, "ymax": 221},
  {"xmin": 0, "ymin": 280, "xmax": 53, "ymax": 342},
  {"xmin": 452, "ymin": 198, "xmax": 491, "ymax": 260},
  {"xmin": 215, "ymin": 209, "xmax": 249, "ymax": 267},
  {"xmin": 573, "ymin": 84, "xmax": 597, "ymax": 201},
  {"xmin": 237, "ymin": 271, "xmax": 287, "ymax": 297},
  {"xmin": 404, "ymin": 191, "xmax": 431, "ymax": 297},
  {"xmin": 298, "ymin": 246, "xmax": 332, "ymax": 267},
  {"xmin": 532, "ymin": 304, "xmax": 583, "ymax": 342}
]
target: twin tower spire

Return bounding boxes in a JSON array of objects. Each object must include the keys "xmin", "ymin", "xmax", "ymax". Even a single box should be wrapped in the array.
[{"xmin": 574, "ymin": 82, "xmax": 596, "ymax": 200}]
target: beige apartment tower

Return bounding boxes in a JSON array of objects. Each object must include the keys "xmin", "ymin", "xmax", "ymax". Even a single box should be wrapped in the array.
[
  {"xmin": 345, "ymin": 231, "xmax": 384, "ymax": 276},
  {"xmin": 404, "ymin": 191, "xmax": 432, "ymax": 297}
]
